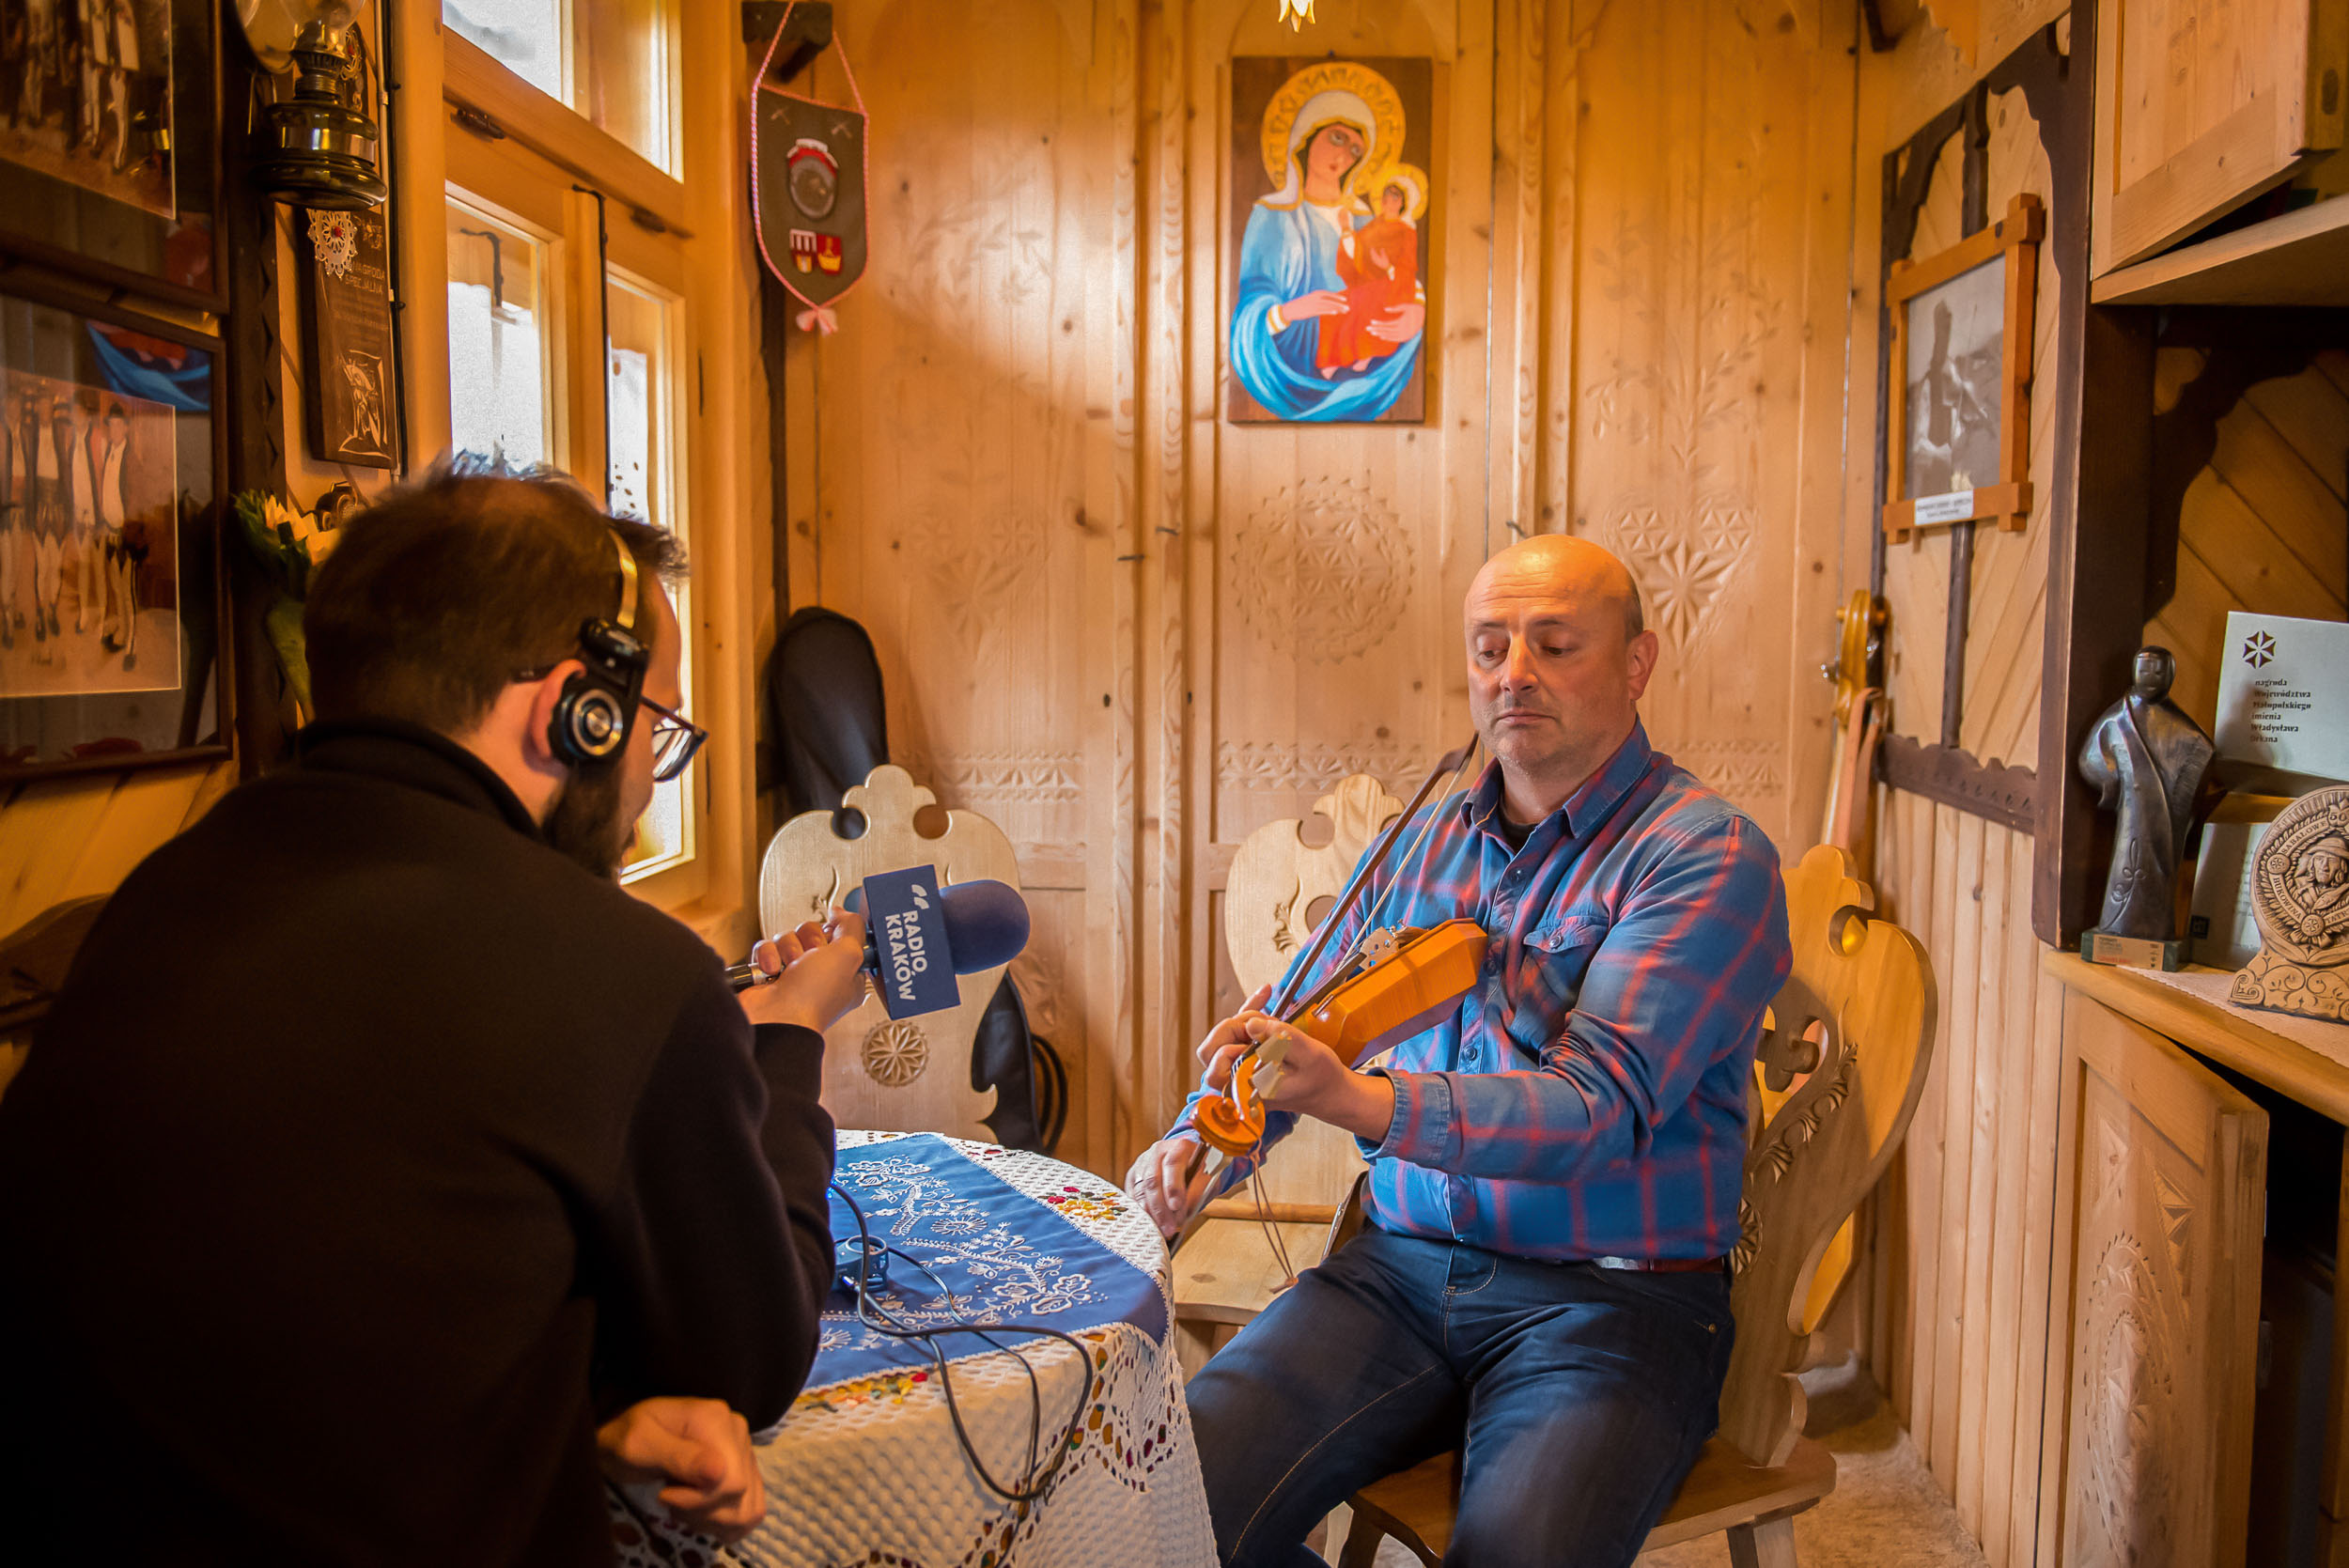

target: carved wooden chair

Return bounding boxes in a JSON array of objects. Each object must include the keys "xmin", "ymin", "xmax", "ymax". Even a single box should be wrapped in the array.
[
  {"xmin": 757, "ymin": 764, "xmax": 1021, "ymax": 1142},
  {"xmin": 1169, "ymin": 774, "xmax": 1398, "ymax": 1378},
  {"xmin": 1337, "ymin": 845, "xmax": 1937, "ymax": 1568}
]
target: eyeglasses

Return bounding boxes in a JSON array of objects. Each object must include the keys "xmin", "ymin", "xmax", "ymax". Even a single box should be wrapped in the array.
[{"xmin": 638, "ymin": 694, "xmax": 707, "ymax": 783}]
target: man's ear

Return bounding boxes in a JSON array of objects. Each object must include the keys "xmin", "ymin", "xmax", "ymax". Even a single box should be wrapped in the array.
[
  {"xmin": 1624, "ymin": 629, "xmax": 1660, "ymax": 702},
  {"xmin": 520, "ymin": 660, "xmax": 585, "ymax": 770}
]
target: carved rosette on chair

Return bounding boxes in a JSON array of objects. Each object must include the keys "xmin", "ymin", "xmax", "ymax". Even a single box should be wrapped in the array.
[
  {"xmin": 757, "ymin": 765, "xmax": 1018, "ymax": 1140},
  {"xmin": 2229, "ymin": 784, "xmax": 2349, "ymax": 1023}
]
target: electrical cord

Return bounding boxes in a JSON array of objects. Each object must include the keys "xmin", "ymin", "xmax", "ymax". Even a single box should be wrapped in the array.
[{"xmin": 829, "ymin": 1177, "xmax": 1099, "ymax": 1504}]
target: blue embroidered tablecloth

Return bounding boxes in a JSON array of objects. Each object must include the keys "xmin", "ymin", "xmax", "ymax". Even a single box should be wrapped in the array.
[{"xmin": 816, "ymin": 1133, "xmax": 1168, "ymax": 1384}]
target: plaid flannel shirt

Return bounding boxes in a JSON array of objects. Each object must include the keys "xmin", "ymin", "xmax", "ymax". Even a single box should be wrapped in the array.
[{"xmin": 1173, "ymin": 722, "xmax": 1791, "ymax": 1262}]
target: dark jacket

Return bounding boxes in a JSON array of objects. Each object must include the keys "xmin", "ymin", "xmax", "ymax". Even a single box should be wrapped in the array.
[{"xmin": 0, "ymin": 722, "xmax": 835, "ymax": 1564}]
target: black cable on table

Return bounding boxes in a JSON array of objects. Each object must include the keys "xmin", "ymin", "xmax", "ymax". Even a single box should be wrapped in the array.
[{"xmin": 829, "ymin": 1178, "xmax": 1100, "ymax": 1505}]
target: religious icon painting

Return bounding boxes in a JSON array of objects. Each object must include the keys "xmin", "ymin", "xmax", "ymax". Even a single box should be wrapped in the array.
[
  {"xmin": 1226, "ymin": 56, "xmax": 1434, "ymax": 425},
  {"xmin": 751, "ymin": 11, "xmax": 867, "ymax": 334},
  {"xmin": 0, "ymin": 0, "xmax": 226, "ymax": 312},
  {"xmin": 0, "ymin": 280, "xmax": 229, "ymax": 778}
]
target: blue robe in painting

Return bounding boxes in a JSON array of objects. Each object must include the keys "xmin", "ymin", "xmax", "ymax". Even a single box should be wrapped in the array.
[{"xmin": 1231, "ymin": 201, "xmax": 1422, "ymax": 423}]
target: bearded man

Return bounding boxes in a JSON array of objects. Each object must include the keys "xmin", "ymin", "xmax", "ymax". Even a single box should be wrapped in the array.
[
  {"xmin": 1130, "ymin": 536, "xmax": 1793, "ymax": 1568},
  {"xmin": 0, "ymin": 465, "xmax": 867, "ymax": 1563}
]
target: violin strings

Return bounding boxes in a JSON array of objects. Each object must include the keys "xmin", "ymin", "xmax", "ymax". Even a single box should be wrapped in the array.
[{"xmin": 1353, "ymin": 738, "xmax": 1481, "ymax": 942}]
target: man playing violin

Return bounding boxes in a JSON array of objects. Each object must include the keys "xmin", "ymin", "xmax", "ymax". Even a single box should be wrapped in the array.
[{"xmin": 1129, "ymin": 535, "xmax": 1793, "ymax": 1568}]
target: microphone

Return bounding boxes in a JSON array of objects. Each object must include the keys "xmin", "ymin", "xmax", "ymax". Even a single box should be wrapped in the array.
[{"xmin": 725, "ymin": 869, "xmax": 1030, "ymax": 1019}]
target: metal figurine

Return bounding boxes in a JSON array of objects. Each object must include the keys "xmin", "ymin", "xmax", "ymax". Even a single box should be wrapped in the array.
[{"xmin": 2077, "ymin": 646, "xmax": 2217, "ymax": 969}]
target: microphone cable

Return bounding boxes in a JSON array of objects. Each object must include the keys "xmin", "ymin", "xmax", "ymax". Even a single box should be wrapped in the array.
[{"xmin": 828, "ymin": 1178, "xmax": 1099, "ymax": 1504}]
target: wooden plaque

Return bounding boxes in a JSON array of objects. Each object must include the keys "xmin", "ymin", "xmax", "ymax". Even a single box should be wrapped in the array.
[{"xmin": 300, "ymin": 208, "xmax": 398, "ymax": 471}]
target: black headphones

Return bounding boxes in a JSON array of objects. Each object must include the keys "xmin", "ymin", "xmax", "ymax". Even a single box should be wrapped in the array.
[{"xmin": 547, "ymin": 530, "xmax": 648, "ymax": 768}]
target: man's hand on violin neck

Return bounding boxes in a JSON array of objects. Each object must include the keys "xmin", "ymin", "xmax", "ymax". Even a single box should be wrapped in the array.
[{"xmin": 1202, "ymin": 1009, "xmax": 1397, "ymax": 1144}]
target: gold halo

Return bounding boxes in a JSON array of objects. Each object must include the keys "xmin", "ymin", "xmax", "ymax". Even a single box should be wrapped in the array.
[
  {"xmin": 1361, "ymin": 161, "xmax": 1428, "ymax": 221},
  {"xmin": 1258, "ymin": 61, "xmax": 1408, "ymax": 194}
]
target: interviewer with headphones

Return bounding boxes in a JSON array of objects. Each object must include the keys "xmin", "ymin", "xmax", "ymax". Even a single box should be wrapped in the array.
[{"xmin": 0, "ymin": 463, "xmax": 866, "ymax": 1564}]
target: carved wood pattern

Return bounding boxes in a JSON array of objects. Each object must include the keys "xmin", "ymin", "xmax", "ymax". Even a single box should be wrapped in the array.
[
  {"xmin": 1232, "ymin": 476, "xmax": 1413, "ymax": 662},
  {"xmin": 1215, "ymin": 739, "xmax": 1436, "ymax": 797},
  {"xmin": 2056, "ymin": 998, "xmax": 2267, "ymax": 1568},
  {"xmin": 756, "ymin": 766, "xmax": 1021, "ymax": 1141},
  {"xmin": 1557, "ymin": 0, "xmax": 1853, "ymax": 850}
]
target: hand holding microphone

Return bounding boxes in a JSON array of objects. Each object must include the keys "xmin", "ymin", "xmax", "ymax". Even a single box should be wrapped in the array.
[
  {"xmin": 727, "ymin": 869, "xmax": 1031, "ymax": 1028},
  {"xmin": 733, "ymin": 910, "xmax": 870, "ymax": 1034}
]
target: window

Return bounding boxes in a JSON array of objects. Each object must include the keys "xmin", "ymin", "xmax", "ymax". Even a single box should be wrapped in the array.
[
  {"xmin": 443, "ymin": 0, "xmax": 679, "ymax": 175},
  {"xmin": 443, "ymin": 87, "xmax": 699, "ymax": 894}
]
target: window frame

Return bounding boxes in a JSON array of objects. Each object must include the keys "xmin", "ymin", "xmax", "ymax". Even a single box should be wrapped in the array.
[{"xmin": 398, "ymin": 0, "xmax": 755, "ymax": 943}]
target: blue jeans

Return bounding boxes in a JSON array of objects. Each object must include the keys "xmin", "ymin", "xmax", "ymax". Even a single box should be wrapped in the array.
[{"xmin": 1187, "ymin": 1227, "xmax": 1734, "ymax": 1568}]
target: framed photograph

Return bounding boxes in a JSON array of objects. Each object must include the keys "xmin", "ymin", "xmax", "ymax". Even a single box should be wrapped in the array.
[
  {"xmin": 1226, "ymin": 55, "xmax": 1433, "ymax": 425},
  {"xmin": 1883, "ymin": 193, "xmax": 2043, "ymax": 543},
  {"xmin": 0, "ymin": 0, "xmax": 226, "ymax": 313},
  {"xmin": 0, "ymin": 278, "xmax": 230, "ymax": 778}
]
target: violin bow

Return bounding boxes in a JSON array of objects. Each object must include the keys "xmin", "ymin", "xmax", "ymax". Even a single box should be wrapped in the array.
[
  {"xmin": 1171, "ymin": 737, "xmax": 1482, "ymax": 1236},
  {"xmin": 1260, "ymin": 736, "xmax": 1482, "ymax": 1023}
]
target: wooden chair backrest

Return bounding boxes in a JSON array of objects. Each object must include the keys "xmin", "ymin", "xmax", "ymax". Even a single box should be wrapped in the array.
[
  {"xmin": 757, "ymin": 765, "xmax": 1020, "ymax": 1141},
  {"xmin": 1719, "ymin": 844, "xmax": 1937, "ymax": 1467},
  {"xmin": 1222, "ymin": 775, "xmax": 1398, "ymax": 1205}
]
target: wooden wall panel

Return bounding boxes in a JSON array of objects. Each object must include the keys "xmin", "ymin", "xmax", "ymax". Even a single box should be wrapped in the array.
[
  {"xmin": 1869, "ymin": 805, "xmax": 2068, "ymax": 1565},
  {"xmin": 0, "ymin": 762, "xmax": 235, "ymax": 1096},
  {"xmin": 1963, "ymin": 85, "xmax": 2058, "ymax": 768},
  {"xmin": 1857, "ymin": 16, "xmax": 2077, "ymax": 1566},
  {"xmin": 1552, "ymin": 0, "xmax": 1855, "ymax": 849},
  {"xmin": 2147, "ymin": 353, "xmax": 2349, "ymax": 729},
  {"xmin": 788, "ymin": 0, "xmax": 1132, "ymax": 1170}
]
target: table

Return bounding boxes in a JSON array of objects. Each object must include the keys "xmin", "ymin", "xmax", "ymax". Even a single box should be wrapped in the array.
[{"xmin": 610, "ymin": 1132, "xmax": 1214, "ymax": 1567}]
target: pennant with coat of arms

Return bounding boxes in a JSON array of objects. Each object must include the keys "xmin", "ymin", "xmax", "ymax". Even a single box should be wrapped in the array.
[{"xmin": 752, "ymin": 4, "xmax": 868, "ymax": 334}]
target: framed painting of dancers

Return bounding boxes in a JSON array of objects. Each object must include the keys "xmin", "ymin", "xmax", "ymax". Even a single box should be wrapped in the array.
[
  {"xmin": 0, "ymin": 280, "xmax": 230, "ymax": 779},
  {"xmin": 1225, "ymin": 55, "xmax": 1432, "ymax": 425},
  {"xmin": 0, "ymin": 0, "xmax": 226, "ymax": 313}
]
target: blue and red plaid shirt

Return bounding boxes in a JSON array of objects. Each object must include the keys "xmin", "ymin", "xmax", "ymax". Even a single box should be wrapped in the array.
[{"xmin": 1173, "ymin": 722, "xmax": 1792, "ymax": 1262}]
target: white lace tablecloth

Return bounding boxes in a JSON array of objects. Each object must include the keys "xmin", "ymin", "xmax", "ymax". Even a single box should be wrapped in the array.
[{"xmin": 611, "ymin": 1132, "xmax": 1213, "ymax": 1568}]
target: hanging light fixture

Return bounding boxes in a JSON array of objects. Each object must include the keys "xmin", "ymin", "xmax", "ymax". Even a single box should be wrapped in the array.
[{"xmin": 1277, "ymin": 0, "xmax": 1317, "ymax": 28}]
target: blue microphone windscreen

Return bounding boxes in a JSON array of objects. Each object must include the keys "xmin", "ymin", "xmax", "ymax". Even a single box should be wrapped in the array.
[{"xmin": 938, "ymin": 879, "xmax": 1029, "ymax": 971}]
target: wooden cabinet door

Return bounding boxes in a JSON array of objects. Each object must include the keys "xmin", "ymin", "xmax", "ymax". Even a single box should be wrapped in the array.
[
  {"xmin": 2092, "ymin": 0, "xmax": 2349, "ymax": 272},
  {"xmin": 2048, "ymin": 995, "xmax": 2269, "ymax": 1567}
]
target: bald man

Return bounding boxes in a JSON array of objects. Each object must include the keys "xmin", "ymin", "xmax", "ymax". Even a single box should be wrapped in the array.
[{"xmin": 1130, "ymin": 536, "xmax": 1793, "ymax": 1568}]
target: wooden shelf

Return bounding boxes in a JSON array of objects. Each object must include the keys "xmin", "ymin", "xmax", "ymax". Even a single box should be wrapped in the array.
[
  {"xmin": 2091, "ymin": 195, "xmax": 2349, "ymax": 306},
  {"xmin": 2046, "ymin": 951, "xmax": 2349, "ymax": 1121}
]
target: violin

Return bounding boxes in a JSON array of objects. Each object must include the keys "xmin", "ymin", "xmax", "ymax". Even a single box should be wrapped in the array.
[{"xmin": 1186, "ymin": 740, "xmax": 1490, "ymax": 1175}]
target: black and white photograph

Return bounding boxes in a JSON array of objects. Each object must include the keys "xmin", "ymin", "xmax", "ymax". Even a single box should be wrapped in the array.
[
  {"xmin": 0, "ymin": 0, "xmax": 176, "ymax": 220},
  {"xmin": 1899, "ymin": 254, "xmax": 2003, "ymax": 500},
  {"xmin": 0, "ymin": 365, "xmax": 179, "ymax": 698}
]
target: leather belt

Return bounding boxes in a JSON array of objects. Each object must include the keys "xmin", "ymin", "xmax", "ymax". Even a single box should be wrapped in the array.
[{"xmin": 1591, "ymin": 1254, "xmax": 1730, "ymax": 1274}]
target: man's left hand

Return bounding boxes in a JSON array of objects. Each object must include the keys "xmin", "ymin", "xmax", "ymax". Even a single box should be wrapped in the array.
[
  {"xmin": 1202, "ymin": 1014, "xmax": 1397, "ymax": 1144},
  {"xmin": 596, "ymin": 1397, "xmax": 767, "ymax": 1545}
]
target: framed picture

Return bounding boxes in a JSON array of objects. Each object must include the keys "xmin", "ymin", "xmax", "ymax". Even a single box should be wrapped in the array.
[
  {"xmin": 0, "ymin": 0, "xmax": 226, "ymax": 313},
  {"xmin": 0, "ymin": 278, "xmax": 230, "ymax": 779},
  {"xmin": 1226, "ymin": 55, "xmax": 1433, "ymax": 425},
  {"xmin": 1882, "ymin": 193, "xmax": 2044, "ymax": 543}
]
